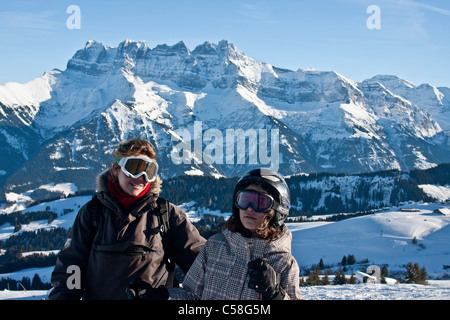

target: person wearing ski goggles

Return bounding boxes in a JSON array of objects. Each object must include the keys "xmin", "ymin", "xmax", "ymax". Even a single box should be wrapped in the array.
[
  {"xmin": 49, "ymin": 138, "xmax": 206, "ymax": 300},
  {"xmin": 168, "ymin": 169, "xmax": 302, "ymax": 301}
]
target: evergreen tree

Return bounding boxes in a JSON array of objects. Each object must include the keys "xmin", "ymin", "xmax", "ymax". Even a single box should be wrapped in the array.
[
  {"xmin": 321, "ymin": 271, "xmax": 330, "ymax": 285},
  {"xmin": 348, "ymin": 272, "xmax": 357, "ymax": 284},
  {"xmin": 405, "ymin": 262, "xmax": 428, "ymax": 284},
  {"xmin": 340, "ymin": 256, "xmax": 347, "ymax": 272},
  {"xmin": 318, "ymin": 258, "xmax": 325, "ymax": 270},
  {"xmin": 333, "ymin": 268, "xmax": 346, "ymax": 285},
  {"xmin": 20, "ymin": 277, "xmax": 31, "ymax": 291},
  {"xmin": 347, "ymin": 254, "xmax": 356, "ymax": 265},
  {"xmin": 381, "ymin": 265, "xmax": 389, "ymax": 283},
  {"xmin": 306, "ymin": 267, "xmax": 321, "ymax": 286},
  {"xmin": 32, "ymin": 273, "xmax": 44, "ymax": 290},
  {"xmin": 419, "ymin": 266, "xmax": 428, "ymax": 285}
]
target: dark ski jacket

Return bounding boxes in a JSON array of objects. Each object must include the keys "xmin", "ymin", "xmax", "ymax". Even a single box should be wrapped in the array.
[{"xmin": 49, "ymin": 171, "xmax": 206, "ymax": 300}]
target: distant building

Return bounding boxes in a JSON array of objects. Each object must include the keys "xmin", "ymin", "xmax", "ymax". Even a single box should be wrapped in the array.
[
  {"xmin": 355, "ymin": 271, "xmax": 377, "ymax": 284},
  {"xmin": 400, "ymin": 208, "xmax": 421, "ymax": 212},
  {"xmin": 434, "ymin": 208, "xmax": 450, "ymax": 216}
]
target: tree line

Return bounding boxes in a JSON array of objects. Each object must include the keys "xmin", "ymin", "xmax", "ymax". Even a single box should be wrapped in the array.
[
  {"xmin": 160, "ymin": 163, "xmax": 448, "ymax": 217},
  {"xmin": 0, "ymin": 210, "xmax": 57, "ymax": 232},
  {"xmin": 0, "ymin": 273, "xmax": 52, "ymax": 291},
  {"xmin": 0, "ymin": 228, "xmax": 67, "ymax": 274},
  {"xmin": 301, "ymin": 255, "xmax": 428, "ymax": 286}
]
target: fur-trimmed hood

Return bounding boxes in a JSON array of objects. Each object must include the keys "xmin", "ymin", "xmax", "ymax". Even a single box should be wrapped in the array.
[{"xmin": 96, "ymin": 169, "xmax": 162, "ymax": 196}]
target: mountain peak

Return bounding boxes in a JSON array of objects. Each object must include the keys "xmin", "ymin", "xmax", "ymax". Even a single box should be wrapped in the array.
[
  {"xmin": 217, "ymin": 39, "xmax": 236, "ymax": 50},
  {"xmin": 66, "ymin": 40, "xmax": 115, "ymax": 75},
  {"xmin": 84, "ymin": 39, "xmax": 102, "ymax": 49},
  {"xmin": 172, "ymin": 40, "xmax": 190, "ymax": 53},
  {"xmin": 192, "ymin": 41, "xmax": 218, "ymax": 56},
  {"xmin": 117, "ymin": 39, "xmax": 148, "ymax": 49},
  {"xmin": 367, "ymin": 74, "xmax": 416, "ymax": 89},
  {"xmin": 152, "ymin": 40, "xmax": 190, "ymax": 55}
]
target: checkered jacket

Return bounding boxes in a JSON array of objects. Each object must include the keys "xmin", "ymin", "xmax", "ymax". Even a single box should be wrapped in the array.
[{"xmin": 170, "ymin": 227, "xmax": 302, "ymax": 300}]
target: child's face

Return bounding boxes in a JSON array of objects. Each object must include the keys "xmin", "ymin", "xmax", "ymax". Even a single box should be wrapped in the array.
[{"xmin": 238, "ymin": 184, "xmax": 269, "ymax": 234}]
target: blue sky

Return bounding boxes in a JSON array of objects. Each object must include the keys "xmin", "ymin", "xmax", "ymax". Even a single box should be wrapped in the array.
[{"xmin": 1, "ymin": 0, "xmax": 449, "ymax": 87}]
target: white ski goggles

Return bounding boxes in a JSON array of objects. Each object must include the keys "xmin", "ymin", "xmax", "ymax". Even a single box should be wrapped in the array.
[{"xmin": 116, "ymin": 156, "xmax": 158, "ymax": 183}]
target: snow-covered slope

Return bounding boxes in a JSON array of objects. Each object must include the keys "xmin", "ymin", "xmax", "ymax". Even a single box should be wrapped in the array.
[
  {"xmin": 300, "ymin": 280, "xmax": 450, "ymax": 300},
  {"xmin": 0, "ymin": 39, "xmax": 449, "ymax": 204},
  {"xmin": 289, "ymin": 202, "xmax": 450, "ymax": 277}
]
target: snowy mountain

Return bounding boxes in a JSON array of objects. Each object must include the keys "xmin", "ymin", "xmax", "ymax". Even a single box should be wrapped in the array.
[{"xmin": 0, "ymin": 39, "xmax": 449, "ymax": 204}]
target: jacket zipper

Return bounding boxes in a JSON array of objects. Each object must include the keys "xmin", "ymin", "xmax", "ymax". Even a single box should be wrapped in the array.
[{"xmin": 141, "ymin": 251, "xmax": 148, "ymax": 261}]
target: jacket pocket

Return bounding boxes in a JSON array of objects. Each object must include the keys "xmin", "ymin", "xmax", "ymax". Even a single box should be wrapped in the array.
[
  {"xmin": 93, "ymin": 241, "xmax": 162, "ymax": 262},
  {"xmin": 86, "ymin": 241, "xmax": 165, "ymax": 299}
]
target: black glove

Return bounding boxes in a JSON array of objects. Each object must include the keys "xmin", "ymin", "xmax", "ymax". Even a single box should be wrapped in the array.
[
  {"xmin": 248, "ymin": 258, "xmax": 285, "ymax": 300},
  {"xmin": 126, "ymin": 280, "xmax": 169, "ymax": 300}
]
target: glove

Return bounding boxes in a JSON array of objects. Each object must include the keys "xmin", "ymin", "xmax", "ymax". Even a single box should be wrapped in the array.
[
  {"xmin": 126, "ymin": 280, "xmax": 169, "ymax": 300},
  {"xmin": 248, "ymin": 258, "xmax": 285, "ymax": 300}
]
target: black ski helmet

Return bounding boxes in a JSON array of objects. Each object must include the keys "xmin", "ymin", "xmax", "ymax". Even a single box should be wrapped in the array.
[{"xmin": 233, "ymin": 168, "xmax": 290, "ymax": 227}]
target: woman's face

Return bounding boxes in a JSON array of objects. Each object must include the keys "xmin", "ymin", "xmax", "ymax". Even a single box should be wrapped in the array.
[
  {"xmin": 113, "ymin": 154, "xmax": 151, "ymax": 196},
  {"xmin": 239, "ymin": 184, "xmax": 269, "ymax": 234}
]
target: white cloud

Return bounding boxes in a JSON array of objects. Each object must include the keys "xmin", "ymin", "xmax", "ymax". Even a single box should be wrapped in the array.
[
  {"xmin": 401, "ymin": 0, "xmax": 450, "ymax": 16},
  {"xmin": 0, "ymin": 10, "xmax": 59, "ymax": 33},
  {"xmin": 240, "ymin": 1, "xmax": 277, "ymax": 24}
]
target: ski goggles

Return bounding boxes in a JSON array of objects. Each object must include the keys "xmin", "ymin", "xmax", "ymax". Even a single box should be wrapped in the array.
[
  {"xmin": 235, "ymin": 190, "xmax": 274, "ymax": 212},
  {"xmin": 116, "ymin": 156, "xmax": 158, "ymax": 183}
]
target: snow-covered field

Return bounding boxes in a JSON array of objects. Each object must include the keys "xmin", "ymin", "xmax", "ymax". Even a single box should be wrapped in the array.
[
  {"xmin": 2, "ymin": 280, "xmax": 450, "ymax": 300},
  {"xmin": 301, "ymin": 280, "xmax": 450, "ymax": 300},
  {"xmin": 0, "ymin": 289, "xmax": 49, "ymax": 300}
]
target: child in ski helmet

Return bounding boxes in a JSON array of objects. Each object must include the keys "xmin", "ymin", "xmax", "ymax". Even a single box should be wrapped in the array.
[{"xmin": 169, "ymin": 168, "xmax": 302, "ymax": 300}]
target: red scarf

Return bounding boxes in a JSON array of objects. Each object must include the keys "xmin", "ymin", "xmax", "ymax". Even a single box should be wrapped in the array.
[{"xmin": 107, "ymin": 178, "xmax": 151, "ymax": 210}]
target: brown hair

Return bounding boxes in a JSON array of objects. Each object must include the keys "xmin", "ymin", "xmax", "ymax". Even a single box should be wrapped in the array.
[
  {"xmin": 225, "ymin": 183, "xmax": 283, "ymax": 242},
  {"xmin": 113, "ymin": 138, "xmax": 157, "ymax": 160}
]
